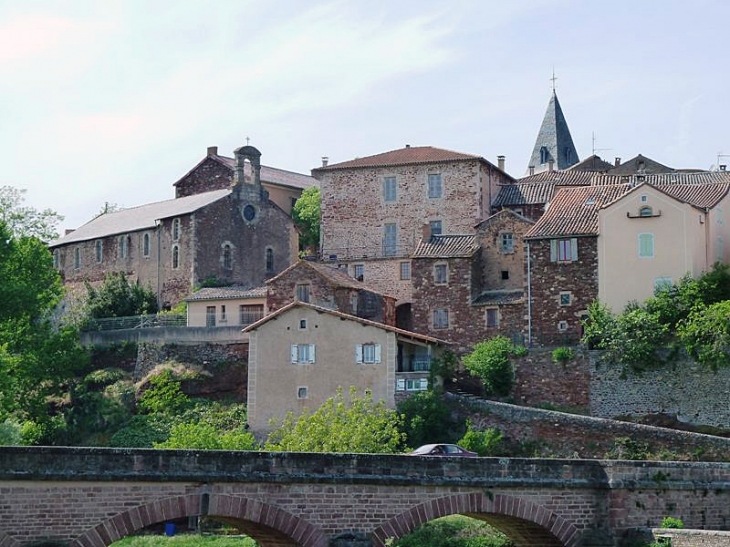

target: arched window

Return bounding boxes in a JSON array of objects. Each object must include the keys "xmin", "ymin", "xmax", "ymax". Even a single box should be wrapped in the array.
[
  {"xmin": 540, "ymin": 146, "xmax": 548, "ymax": 164},
  {"xmin": 172, "ymin": 245, "xmax": 179, "ymax": 269},
  {"xmin": 119, "ymin": 235, "xmax": 129, "ymax": 259},
  {"xmin": 53, "ymin": 249, "xmax": 60, "ymax": 269},
  {"xmin": 74, "ymin": 248, "xmax": 81, "ymax": 269},
  {"xmin": 95, "ymin": 240, "xmax": 103, "ymax": 263},
  {"xmin": 265, "ymin": 247, "xmax": 274, "ymax": 273},
  {"xmin": 143, "ymin": 233, "xmax": 150, "ymax": 257},
  {"xmin": 222, "ymin": 244, "xmax": 232, "ymax": 270},
  {"xmin": 172, "ymin": 218, "xmax": 180, "ymax": 241},
  {"xmin": 639, "ymin": 206, "xmax": 653, "ymax": 217}
]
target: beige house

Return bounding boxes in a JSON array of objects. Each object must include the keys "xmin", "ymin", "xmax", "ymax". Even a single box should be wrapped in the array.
[
  {"xmin": 186, "ymin": 286, "xmax": 267, "ymax": 327},
  {"xmin": 598, "ymin": 174, "xmax": 730, "ymax": 311},
  {"xmin": 243, "ymin": 302, "xmax": 447, "ymax": 434}
]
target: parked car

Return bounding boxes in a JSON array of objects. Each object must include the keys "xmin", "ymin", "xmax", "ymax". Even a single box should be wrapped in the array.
[{"xmin": 408, "ymin": 443, "xmax": 478, "ymax": 457}]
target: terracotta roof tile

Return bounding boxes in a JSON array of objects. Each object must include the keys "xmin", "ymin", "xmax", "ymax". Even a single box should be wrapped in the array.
[
  {"xmin": 313, "ymin": 146, "xmax": 492, "ymax": 171},
  {"xmin": 266, "ymin": 260, "xmax": 393, "ymax": 297},
  {"xmin": 518, "ymin": 170, "xmax": 595, "ymax": 185},
  {"xmin": 493, "ymin": 182, "xmax": 556, "ymax": 206},
  {"xmin": 412, "ymin": 235, "xmax": 479, "ymax": 258},
  {"xmin": 186, "ymin": 286, "xmax": 267, "ymax": 301}
]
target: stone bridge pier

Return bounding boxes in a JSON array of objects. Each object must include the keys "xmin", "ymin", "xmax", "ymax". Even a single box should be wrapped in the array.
[{"xmin": 0, "ymin": 448, "xmax": 729, "ymax": 547}]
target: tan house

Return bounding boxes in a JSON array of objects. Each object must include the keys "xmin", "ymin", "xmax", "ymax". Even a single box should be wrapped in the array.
[
  {"xmin": 186, "ymin": 286, "xmax": 267, "ymax": 327},
  {"xmin": 598, "ymin": 174, "xmax": 730, "ymax": 311},
  {"xmin": 243, "ymin": 302, "xmax": 447, "ymax": 434}
]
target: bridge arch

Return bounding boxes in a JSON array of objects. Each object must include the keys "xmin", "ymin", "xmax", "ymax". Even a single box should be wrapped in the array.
[
  {"xmin": 371, "ymin": 493, "xmax": 581, "ymax": 547},
  {"xmin": 71, "ymin": 494, "xmax": 327, "ymax": 547},
  {"xmin": 0, "ymin": 531, "xmax": 21, "ymax": 547}
]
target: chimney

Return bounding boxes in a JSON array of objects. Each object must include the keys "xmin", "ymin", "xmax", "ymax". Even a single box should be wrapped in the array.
[
  {"xmin": 497, "ymin": 155, "xmax": 505, "ymax": 171},
  {"xmin": 720, "ymin": 165, "xmax": 727, "ymax": 172},
  {"xmin": 321, "ymin": 156, "xmax": 329, "ymax": 168},
  {"xmin": 207, "ymin": 146, "xmax": 218, "ymax": 156},
  {"xmin": 529, "ymin": 165, "xmax": 535, "ymax": 176},
  {"xmin": 615, "ymin": 157, "xmax": 621, "ymax": 167},
  {"xmin": 548, "ymin": 159, "xmax": 554, "ymax": 172},
  {"xmin": 422, "ymin": 224, "xmax": 431, "ymax": 242},
  {"xmin": 405, "ymin": 144, "xmax": 411, "ymax": 148}
]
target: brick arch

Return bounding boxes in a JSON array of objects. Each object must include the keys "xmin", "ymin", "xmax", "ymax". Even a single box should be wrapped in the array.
[
  {"xmin": 71, "ymin": 494, "xmax": 327, "ymax": 547},
  {"xmin": 371, "ymin": 493, "xmax": 582, "ymax": 547},
  {"xmin": 0, "ymin": 531, "xmax": 21, "ymax": 547}
]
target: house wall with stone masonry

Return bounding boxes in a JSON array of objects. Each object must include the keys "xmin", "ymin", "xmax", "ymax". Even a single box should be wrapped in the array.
[
  {"xmin": 527, "ymin": 236, "xmax": 597, "ymax": 346},
  {"xmin": 175, "ymin": 157, "xmax": 233, "ymax": 198},
  {"xmin": 319, "ymin": 160, "xmax": 511, "ymax": 261},
  {"xmin": 325, "ymin": 258, "xmax": 412, "ymax": 304},
  {"xmin": 493, "ymin": 204, "xmax": 546, "ymax": 223},
  {"xmin": 411, "ymin": 255, "xmax": 525, "ymax": 353},
  {"xmin": 511, "ymin": 349, "xmax": 590, "ymax": 410},
  {"xmin": 477, "ymin": 213, "xmax": 532, "ymax": 291}
]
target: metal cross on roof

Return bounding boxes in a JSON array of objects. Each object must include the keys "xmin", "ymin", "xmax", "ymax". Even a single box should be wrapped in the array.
[
  {"xmin": 550, "ymin": 68, "xmax": 557, "ymax": 92},
  {"xmin": 246, "ymin": 136, "xmax": 250, "ymax": 145}
]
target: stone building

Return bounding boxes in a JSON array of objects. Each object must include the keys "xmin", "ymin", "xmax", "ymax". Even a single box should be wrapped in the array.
[
  {"xmin": 50, "ymin": 146, "xmax": 298, "ymax": 308},
  {"xmin": 525, "ymin": 90, "xmax": 579, "ymax": 175},
  {"xmin": 186, "ymin": 286, "xmax": 267, "ymax": 327},
  {"xmin": 313, "ymin": 145, "xmax": 513, "ymax": 313},
  {"xmin": 266, "ymin": 260, "xmax": 396, "ymax": 326}
]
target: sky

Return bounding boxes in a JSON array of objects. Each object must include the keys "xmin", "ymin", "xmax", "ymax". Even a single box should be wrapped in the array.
[{"xmin": 2, "ymin": 0, "xmax": 729, "ymax": 233}]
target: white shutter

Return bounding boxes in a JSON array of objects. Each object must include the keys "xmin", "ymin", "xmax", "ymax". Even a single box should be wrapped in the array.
[
  {"xmin": 374, "ymin": 344, "xmax": 381, "ymax": 363},
  {"xmin": 291, "ymin": 345, "xmax": 298, "ymax": 364},
  {"xmin": 420, "ymin": 379, "xmax": 428, "ymax": 390},
  {"xmin": 571, "ymin": 238, "xmax": 578, "ymax": 261},
  {"xmin": 355, "ymin": 344, "xmax": 363, "ymax": 364},
  {"xmin": 308, "ymin": 344, "xmax": 316, "ymax": 363},
  {"xmin": 396, "ymin": 379, "xmax": 405, "ymax": 391},
  {"xmin": 550, "ymin": 239, "xmax": 557, "ymax": 262}
]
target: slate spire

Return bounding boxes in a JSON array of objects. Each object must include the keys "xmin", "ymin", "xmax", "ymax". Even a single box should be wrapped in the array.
[{"xmin": 526, "ymin": 90, "xmax": 579, "ymax": 175}]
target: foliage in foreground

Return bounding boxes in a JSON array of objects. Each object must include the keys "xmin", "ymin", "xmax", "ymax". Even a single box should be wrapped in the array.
[
  {"xmin": 111, "ymin": 534, "xmax": 256, "ymax": 547},
  {"xmin": 462, "ymin": 337, "xmax": 523, "ymax": 396},
  {"xmin": 292, "ymin": 185, "xmax": 321, "ymax": 250},
  {"xmin": 265, "ymin": 387, "xmax": 405, "ymax": 453},
  {"xmin": 457, "ymin": 422, "xmax": 504, "ymax": 457},
  {"xmin": 397, "ymin": 390, "xmax": 461, "ymax": 448},
  {"xmin": 391, "ymin": 515, "xmax": 513, "ymax": 547},
  {"xmin": 85, "ymin": 272, "xmax": 158, "ymax": 321}
]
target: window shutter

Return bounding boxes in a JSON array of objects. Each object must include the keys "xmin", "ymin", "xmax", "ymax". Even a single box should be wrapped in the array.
[
  {"xmin": 308, "ymin": 344, "xmax": 316, "ymax": 363},
  {"xmin": 571, "ymin": 238, "xmax": 578, "ymax": 261},
  {"xmin": 291, "ymin": 345, "xmax": 298, "ymax": 364},
  {"xmin": 355, "ymin": 344, "xmax": 363, "ymax": 364},
  {"xmin": 374, "ymin": 344, "xmax": 381, "ymax": 363},
  {"xmin": 396, "ymin": 379, "xmax": 405, "ymax": 391},
  {"xmin": 420, "ymin": 379, "xmax": 428, "ymax": 390},
  {"xmin": 550, "ymin": 240, "xmax": 557, "ymax": 262}
]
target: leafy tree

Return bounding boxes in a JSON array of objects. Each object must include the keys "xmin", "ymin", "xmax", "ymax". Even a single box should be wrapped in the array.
[
  {"xmin": 397, "ymin": 390, "xmax": 460, "ymax": 448},
  {"xmin": 462, "ymin": 337, "xmax": 518, "ymax": 397},
  {"xmin": 678, "ymin": 300, "xmax": 730, "ymax": 369},
  {"xmin": 84, "ymin": 272, "xmax": 158, "ymax": 319},
  {"xmin": 155, "ymin": 422, "xmax": 257, "ymax": 450},
  {"xmin": 0, "ymin": 186, "xmax": 63, "ymax": 241},
  {"xmin": 138, "ymin": 369, "xmax": 190, "ymax": 415},
  {"xmin": 265, "ymin": 387, "xmax": 405, "ymax": 453},
  {"xmin": 457, "ymin": 422, "xmax": 504, "ymax": 457},
  {"xmin": 581, "ymin": 301, "xmax": 617, "ymax": 350},
  {"xmin": 292, "ymin": 186, "xmax": 321, "ymax": 251}
]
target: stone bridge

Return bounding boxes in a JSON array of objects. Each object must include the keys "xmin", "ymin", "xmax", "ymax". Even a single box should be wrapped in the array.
[{"xmin": 1, "ymin": 447, "xmax": 729, "ymax": 547}]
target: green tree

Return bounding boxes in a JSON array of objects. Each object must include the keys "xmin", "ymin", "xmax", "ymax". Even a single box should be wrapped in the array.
[
  {"xmin": 392, "ymin": 515, "xmax": 513, "ymax": 547},
  {"xmin": 462, "ymin": 337, "xmax": 518, "ymax": 397},
  {"xmin": 292, "ymin": 186, "xmax": 321, "ymax": 251},
  {"xmin": 138, "ymin": 369, "xmax": 190, "ymax": 415},
  {"xmin": 678, "ymin": 300, "xmax": 730, "ymax": 369},
  {"xmin": 155, "ymin": 422, "xmax": 257, "ymax": 450},
  {"xmin": 265, "ymin": 387, "xmax": 405, "ymax": 453},
  {"xmin": 0, "ymin": 186, "xmax": 63, "ymax": 242},
  {"xmin": 397, "ymin": 390, "xmax": 460, "ymax": 448},
  {"xmin": 85, "ymin": 272, "xmax": 158, "ymax": 320},
  {"xmin": 457, "ymin": 422, "xmax": 504, "ymax": 457}
]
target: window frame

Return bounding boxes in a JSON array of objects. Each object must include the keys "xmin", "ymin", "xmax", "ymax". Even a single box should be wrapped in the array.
[
  {"xmin": 550, "ymin": 238, "xmax": 578, "ymax": 263},
  {"xmin": 383, "ymin": 223, "xmax": 397, "ymax": 256},
  {"xmin": 559, "ymin": 292, "xmax": 572, "ymax": 306},
  {"xmin": 295, "ymin": 283, "xmax": 311, "ymax": 303},
  {"xmin": 297, "ymin": 386, "xmax": 308, "ymax": 399},
  {"xmin": 433, "ymin": 262, "xmax": 448, "ymax": 285},
  {"xmin": 500, "ymin": 232, "xmax": 514, "ymax": 254},
  {"xmin": 265, "ymin": 247, "xmax": 274, "ymax": 274},
  {"xmin": 399, "ymin": 261, "xmax": 411, "ymax": 280},
  {"xmin": 95, "ymin": 240, "xmax": 103, "ymax": 263},
  {"xmin": 638, "ymin": 233, "xmax": 654, "ymax": 258},
  {"xmin": 356, "ymin": 343, "xmax": 382, "ymax": 364},
  {"xmin": 353, "ymin": 264, "xmax": 364, "ymax": 280},
  {"xmin": 427, "ymin": 173, "xmax": 442, "ymax": 199},
  {"xmin": 291, "ymin": 344, "xmax": 316, "ymax": 364},
  {"xmin": 143, "ymin": 233, "xmax": 150, "ymax": 257},
  {"xmin": 206, "ymin": 305, "xmax": 216, "ymax": 327},
  {"xmin": 74, "ymin": 247, "xmax": 81, "ymax": 270},
  {"xmin": 485, "ymin": 308, "xmax": 499, "ymax": 328},
  {"xmin": 429, "ymin": 220, "xmax": 443, "ymax": 236},
  {"xmin": 239, "ymin": 304, "xmax": 264, "ymax": 326},
  {"xmin": 383, "ymin": 176, "xmax": 397, "ymax": 202},
  {"xmin": 433, "ymin": 308, "xmax": 449, "ymax": 329},
  {"xmin": 172, "ymin": 244, "xmax": 180, "ymax": 269},
  {"xmin": 172, "ymin": 218, "xmax": 180, "ymax": 241},
  {"xmin": 222, "ymin": 243, "xmax": 232, "ymax": 270}
]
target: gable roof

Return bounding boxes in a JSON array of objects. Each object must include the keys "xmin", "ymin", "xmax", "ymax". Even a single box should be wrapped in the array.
[
  {"xmin": 492, "ymin": 181, "xmax": 556, "ymax": 206},
  {"xmin": 518, "ymin": 169, "xmax": 595, "ymax": 186},
  {"xmin": 525, "ymin": 91, "xmax": 579, "ymax": 175},
  {"xmin": 608, "ymin": 154, "xmax": 674, "ymax": 175},
  {"xmin": 50, "ymin": 189, "xmax": 230, "ymax": 247},
  {"xmin": 243, "ymin": 301, "xmax": 449, "ymax": 345},
  {"xmin": 412, "ymin": 235, "xmax": 479, "ymax": 259},
  {"xmin": 186, "ymin": 285, "xmax": 267, "ymax": 302},
  {"xmin": 602, "ymin": 181, "xmax": 730, "ymax": 211},
  {"xmin": 525, "ymin": 184, "xmax": 631, "ymax": 239},
  {"xmin": 312, "ymin": 146, "xmax": 511, "ymax": 178},
  {"xmin": 567, "ymin": 154, "xmax": 614, "ymax": 173},
  {"xmin": 475, "ymin": 208, "xmax": 534, "ymax": 229},
  {"xmin": 173, "ymin": 154, "xmax": 317, "ymax": 191},
  {"xmin": 266, "ymin": 260, "xmax": 393, "ymax": 297}
]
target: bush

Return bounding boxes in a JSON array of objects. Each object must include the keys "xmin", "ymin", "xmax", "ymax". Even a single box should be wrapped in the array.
[
  {"xmin": 138, "ymin": 369, "xmax": 190, "ymax": 415},
  {"xmin": 457, "ymin": 422, "xmax": 503, "ymax": 457},
  {"xmin": 462, "ymin": 337, "xmax": 517, "ymax": 397},
  {"xmin": 391, "ymin": 515, "xmax": 512, "ymax": 547},
  {"xmin": 0, "ymin": 418, "xmax": 23, "ymax": 446},
  {"xmin": 108, "ymin": 415, "xmax": 172, "ymax": 447},
  {"xmin": 397, "ymin": 390, "xmax": 460, "ymax": 448},
  {"xmin": 84, "ymin": 272, "xmax": 158, "ymax": 319},
  {"xmin": 606, "ymin": 437, "xmax": 651, "ymax": 460},
  {"xmin": 155, "ymin": 422, "xmax": 257, "ymax": 450},
  {"xmin": 581, "ymin": 301, "xmax": 617, "ymax": 350},
  {"xmin": 660, "ymin": 516, "xmax": 684, "ymax": 529},
  {"xmin": 551, "ymin": 347, "xmax": 575, "ymax": 365},
  {"xmin": 677, "ymin": 300, "xmax": 730, "ymax": 369}
]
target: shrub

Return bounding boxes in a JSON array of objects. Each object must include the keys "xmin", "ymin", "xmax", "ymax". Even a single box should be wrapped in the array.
[
  {"xmin": 581, "ymin": 301, "xmax": 616, "ymax": 350},
  {"xmin": 84, "ymin": 272, "xmax": 158, "ymax": 319},
  {"xmin": 457, "ymin": 422, "xmax": 503, "ymax": 457},
  {"xmin": 607, "ymin": 308, "xmax": 669, "ymax": 371},
  {"xmin": 391, "ymin": 515, "xmax": 512, "ymax": 547},
  {"xmin": 138, "ymin": 369, "xmax": 190, "ymax": 415},
  {"xmin": 397, "ymin": 390, "xmax": 459, "ymax": 448},
  {"xmin": 606, "ymin": 437, "xmax": 651, "ymax": 460},
  {"xmin": 108, "ymin": 415, "xmax": 172, "ymax": 447},
  {"xmin": 155, "ymin": 422, "xmax": 257, "ymax": 450},
  {"xmin": 660, "ymin": 516, "xmax": 684, "ymax": 529},
  {"xmin": 0, "ymin": 418, "xmax": 23, "ymax": 446},
  {"xmin": 462, "ymin": 337, "xmax": 517, "ymax": 397},
  {"xmin": 677, "ymin": 300, "xmax": 730, "ymax": 369},
  {"xmin": 552, "ymin": 347, "xmax": 575, "ymax": 365}
]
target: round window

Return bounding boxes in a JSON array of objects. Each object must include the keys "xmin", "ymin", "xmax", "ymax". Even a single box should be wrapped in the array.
[{"xmin": 243, "ymin": 204, "xmax": 256, "ymax": 222}]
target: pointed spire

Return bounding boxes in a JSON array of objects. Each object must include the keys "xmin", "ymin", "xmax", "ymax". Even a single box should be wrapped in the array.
[{"xmin": 525, "ymin": 88, "xmax": 579, "ymax": 175}]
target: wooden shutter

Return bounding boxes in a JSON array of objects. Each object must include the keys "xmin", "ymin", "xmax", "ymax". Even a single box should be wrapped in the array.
[
  {"xmin": 374, "ymin": 344, "xmax": 381, "ymax": 363},
  {"xmin": 571, "ymin": 238, "xmax": 578, "ymax": 261},
  {"xmin": 355, "ymin": 344, "xmax": 363, "ymax": 364},
  {"xmin": 291, "ymin": 345, "xmax": 298, "ymax": 364},
  {"xmin": 550, "ymin": 239, "xmax": 557, "ymax": 262},
  {"xmin": 308, "ymin": 344, "xmax": 316, "ymax": 363}
]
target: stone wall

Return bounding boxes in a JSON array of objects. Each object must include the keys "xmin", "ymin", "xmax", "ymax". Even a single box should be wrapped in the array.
[
  {"xmin": 528, "ymin": 236, "xmax": 597, "ymax": 346},
  {"xmin": 651, "ymin": 529, "xmax": 730, "ymax": 546},
  {"xmin": 81, "ymin": 326, "xmax": 248, "ymax": 347},
  {"xmin": 335, "ymin": 258, "xmax": 413, "ymax": 304},
  {"xmin": 175, "ymin": 156, "xmax": 233, "ymax": 198},
  {"xmin": 476, "ymin": 210, "xmax": 532, "ymax": 291},
  {"xmin": 512, "ymin": 348, "xmax": 590, "ymax": 410}
]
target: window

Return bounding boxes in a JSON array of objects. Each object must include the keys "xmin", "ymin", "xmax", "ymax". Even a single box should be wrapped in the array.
[
  {"xmin": 220, "ymin": 305, "xmax": 227, "ymax": 322},
  {"xmin": 540, "ymin": 146, "xmax": 548, "ymax": 164},
  {"xmin": 172, "ymin": 245, "xmax": 180, "ymax": 269},
  {"xmin": 350, "ymin": 293, "xmax": 358, "ymax": 314},
  {"xmin": 95, "ymin": 240, "xmax": 103, "ymax": 263},
  {"xmin": 654, "ymin": 277, "xmax": 673, "ymax": 293},
  {"xmin": 564, "ymin": 147, "xmax": 572, "ymax": 164},
  {"xmin": 222, "ymin": 244, "xmax": 232, "ymax": 269},
  {"xmin": 74, "ymin": 248, "xmax": 81, "ymax": 269},
  {"xmin": 640, "ymin": 195, "xmax": 648, "ymax": 203},
  {"xmin": 299, "ymin": 319, "xmax": 307, "ymax": 330},
  {"xmin": 239, "ymin": 304, "xmax": 264, "ymax": 325},
  {"xmin": 172, "ymin": 218, "xmax": 180, "ymax": 240},
  {"xmin": 143, "ymin": 233, "xmax": 150, "ymax": 257},
  {"xmin": 400, "ymin": 261, "xmax": 411, "ymax": 280},
  {"xmin": 206, "ymin": 306, "xmax": 216, "ymax": 327},
  {"xmin": 557, "ymin": 320, "xmax": 568, "ymax": 332},
  {"xmin": 384, "ymin": 223, "xmax": 397, "ymax": 256},
  {"xmin": 53, "ymin": 249, "xmax": 60, "ymax": 269},
  {"xmin": 638, "ymin": 233, "xmax": 654, "ymax": 258},
  {"xmin": 429, "ymin": 220, "xmax": 442, "ymax": 236},
  {"xmin": 353, "ymin": 264, "xmax": 364, "ymax": 281},
  {"xmin": 428, "ymin": 173, "xmax": 442, "ymax": 198},
  {"xmin": 297, "ymin": 386, "xmax": 308, "ymax": 399},
  {"xmin": 119, "ymin": 235, "xmax": 128, "ymax": 259},
  {"xmin": 383, "ymin": 176, "xmax": 397, "ymax": 202},
  {"xmin": 356, "ymin": 343, "xmax": 381, "ymax": 364},
  {"xmin": 514, "ymin": 208, "xmax": 524, "ymax": 216},
  {"xmin": 485, "ymin": 308, "xmax": 499, "ymax": 328},
  {"xmin": 433, "ymin": 308, "xmax": 449, "ymax": 329},
  {"xmin": 559, "ymin": 292, "xmax": 572, "ymax": 306},
  {"xmin": 501, "ymin": 233, "xmax": 514, "ymax": 253},
  {"xmin": 291, "ymin": 197, "xmax": 298, "ymax": 211},
  {"xmin": 296, "ymin": 283, "xmax": 311, "ymax": 302},
  {"xmin": 291, "ymin": 344, "xmax": 316, "ymax": 364},
  {"xmin": 639, "ymin": 206, "xmax": 653, "ymax": 217},
  {"xmin": 501, "ymin": 270, "xmax": 509, "ymax": 280},
  {"xmin": 265, "ymin": 248, "xmax": 274, "ymax": 273},
  {"xmin": 550, "ymin": 238, "xmax": 578, "ymax": 262},
  {"xmin": 434, "ymin": 263, "xmax": 448, "ymax": 285},
  {"xmin": 396, "ymin": 378, "xmax": 429, "ymax": 392}
]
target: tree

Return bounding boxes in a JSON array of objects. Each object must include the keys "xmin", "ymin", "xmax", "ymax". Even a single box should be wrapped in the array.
[
  {"xmin": 397, "ymin": 390, "xmax": 460, "ymax": 448},
  {"xmin": 265, "ymin": 387, "xmax": 405, "ymax": 453},
  {"xmin": 678, "ymin": 300, "xmax": 730, "ymax": 370},
  {"xmin": 0, "ymin": 186, "xmax": 63, "ymax": 242},
  {"xmin": 155, "ymin": 422, "xmax": 257, "ymax": 450},
  {"xmin": 84, "ymin": 272, "xmax": 158, "ymax": 320},
  {"xmin": 462, "ymin": 337, "xmax": 518, "ymax": 397},
  {"xmin": 292, "ymin": 186, "xmax": 321, "ymax": 251}
]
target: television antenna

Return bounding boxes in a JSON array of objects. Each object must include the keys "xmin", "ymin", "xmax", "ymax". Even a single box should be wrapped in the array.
[{"xmin": 591, "ymin": 132, "xmax": 612, "ymax": 157}]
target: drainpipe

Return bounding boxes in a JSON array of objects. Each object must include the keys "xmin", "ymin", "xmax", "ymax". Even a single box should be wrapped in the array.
[
  {"xmin": 526, "ymin": 240, "xmax": 532, "ymax": 347},
  {"xmin": 155, "ymin": 219, "xmax": 162, "ymax": 310}
]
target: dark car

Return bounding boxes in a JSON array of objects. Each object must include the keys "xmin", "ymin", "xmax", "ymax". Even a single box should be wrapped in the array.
[{"xmin": 408, "ymin": 443, "xmax": 478, "ymax": 457}]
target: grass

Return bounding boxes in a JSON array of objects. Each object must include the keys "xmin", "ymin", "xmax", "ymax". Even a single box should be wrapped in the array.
[{"xmin": 112, "ymin": 535, "xmax": 257, "ymax": 547}]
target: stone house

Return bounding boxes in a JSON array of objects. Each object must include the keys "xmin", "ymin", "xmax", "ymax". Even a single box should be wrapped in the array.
[
  {"xmin": 243, "ymin": 301, "xmax": 447, "ymax": 434},
  {"xmin": 174, "ymin": 145, "xmax": 317, "ymax": 215},
  {"xmin": 186, "ymin": 286, "xmax": 267, "ymax": 327},
  {"xmin": 312, "ymin": 146, "xmax": 514, "ymax": 310},
  {"xmin": 266, "ymin": 260, "xmax": 396, "ymax": 326},
  {"xmin": 50, "ymin": 146, "xmax": 298, "ymax": 308}
]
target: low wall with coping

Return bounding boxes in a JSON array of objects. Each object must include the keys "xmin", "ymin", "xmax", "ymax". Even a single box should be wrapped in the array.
[
  {"xmin": 652, "ymin": 529, "xmax": 730, "ymax": 546},
  {"xmin": 81, "ymin": 326, "xmax": 248, "ymax": 347}
]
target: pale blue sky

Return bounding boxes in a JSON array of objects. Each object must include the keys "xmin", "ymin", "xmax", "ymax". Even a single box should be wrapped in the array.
[{"xmin": 1, "ymin": 0, "xmax": 728, "ymax": 232}]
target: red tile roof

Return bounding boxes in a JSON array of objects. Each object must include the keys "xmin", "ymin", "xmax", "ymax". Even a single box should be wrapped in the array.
[
  {"xmin": 266, "ymin": 260, "xmax": 394, "ymax": 298},
  {"xmin": 517, "ymin": 170, "xmax": 595, "ymax": 186},
  {"xmin": 493, "ymin": 181, "xmax": 556, "ymax": 206}
]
